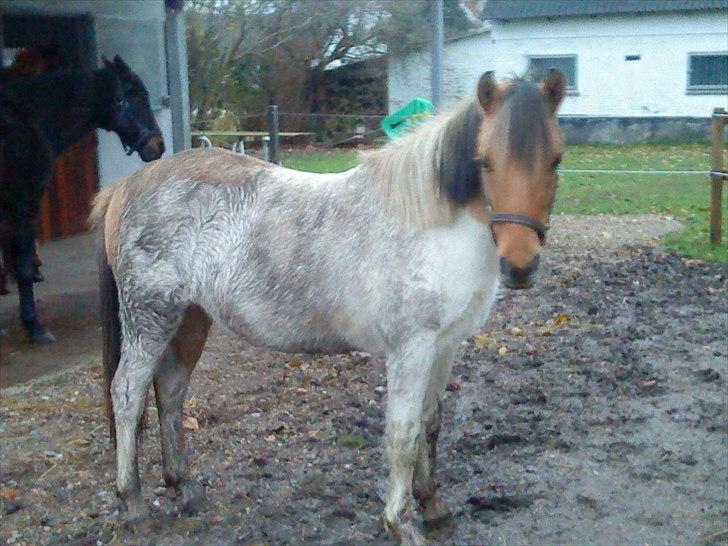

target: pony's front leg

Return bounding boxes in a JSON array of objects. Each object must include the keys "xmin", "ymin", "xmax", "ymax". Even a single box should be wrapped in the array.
[
  {"xmin": 383, "ymin": 339, "xmax": 437, "ymax": 545},
  {"xmin": 413, "ymin": 399, "xmax": 452, "ymax": 525},
  {"xmin": 413, "ymin": 349, "xmax": 455, "ymax": 526}
]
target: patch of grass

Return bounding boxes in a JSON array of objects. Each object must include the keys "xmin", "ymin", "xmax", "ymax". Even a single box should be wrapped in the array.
[
  {"xmin": 337, "ymin": 432, "xmax": 368, "ymax": 450},
  {"xmin": 281, "ymin": 150, "xmax": 359, "ymax": 173},
  {"xmin": 561, "ymin": 142, "xmax": 710, "ymax": 171},
  {"xmin": 663, "ymin": 215, "xmax": 728, "ymax": 263},
  {"xmin": 279, "ymin": 142, "xmax": 727, "ymax": 262}
]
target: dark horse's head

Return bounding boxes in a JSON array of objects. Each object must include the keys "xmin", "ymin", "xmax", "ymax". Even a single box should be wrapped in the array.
[{"xmin": 100, "ymin": 55, "xmax": 164, "ymax": 162}]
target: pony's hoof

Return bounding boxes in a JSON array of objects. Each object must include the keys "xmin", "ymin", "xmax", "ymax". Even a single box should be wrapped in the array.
[
  {"xmin": 385, "ymin": 517, "xmax": 429, "ymax": 545},
  {"xmin": 421, "ymin": 495, "xmax": 453, "ymax": 527},
  {"xmin": 121, "ymin": 497, "xmax": 150, "ymax": 529},
  {"xmin": 178, "ymin": 481, "xmax": 208, "ymax": 515},
  {"xmin": 28, "ymin": 326, "xmax": 55, "ymax": 344}
]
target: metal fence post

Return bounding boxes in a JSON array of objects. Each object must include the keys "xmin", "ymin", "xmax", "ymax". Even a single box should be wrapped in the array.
[
  {"xmin": 268, "ymin": 104, "xmax": 280, "ymax": 165},
  {"xmin": 431, "ymin": 0, "xmax": 444, "ymax": 110},
  {"xmin": 710, "ymin": 108, "xmax": 727, "ymax": 245}
]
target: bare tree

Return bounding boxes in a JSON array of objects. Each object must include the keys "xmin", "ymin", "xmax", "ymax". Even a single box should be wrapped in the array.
[{"xmin": 185, "ymin": 0, "xmax": 482, "ymax": 124}]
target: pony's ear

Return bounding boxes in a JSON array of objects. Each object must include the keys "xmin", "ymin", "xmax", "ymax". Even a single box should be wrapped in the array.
[
  {"xmin": 541, "ymin": 68, "xmax": 566, "ymax": 115},
  {"xmin": 477, "ymin": 71, "xmax": 500, "ymax": 115},
  {"xmin": 113, "ymin": 55, "xmax": 132, "ymax": 74},
  {"xmin": 102, "ymin": 56, "xmax": 114, "ymax": 69}
]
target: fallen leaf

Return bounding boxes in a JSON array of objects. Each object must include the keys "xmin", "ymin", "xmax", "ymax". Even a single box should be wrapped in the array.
[
  {"xmin": 182, "ymin": 416, "xmax": 199, "ymax": 430},
  {"xmin": 554, "ymin": 314, "xmax": 571, "ymax": 326},
  {"xmin": 288, "ymin": 359, "xmax": 303, "ymax": 368},
  {"xmin": 446, "ymin": 380, "xmax": 461, "ymax": 392},
  {"xmin": 307, "ymin": 430, "xmax": 319, "ymax": 440},
  {"xmin": 264, "ymin": 434, "xmax": 276, "ymax": 443},
  {"xmin": 474, "ymin": 333, "xmax": 491, "ymax": 349},
  {"xmin": 510, "ymin": 327, "xmax": 523, "ymax": 336},
  {"xmin": 1, "ymin": 488, "xmax": 19, "ymax": 501},
  {"xmin": 498, "ymin": 346, "xmax": 509, "ymax": 356}
]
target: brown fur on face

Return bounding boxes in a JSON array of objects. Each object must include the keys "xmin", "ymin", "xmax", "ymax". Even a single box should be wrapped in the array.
[{"xmin": 474, "ymin": 73, "xmax": 565, "ymax": 269}]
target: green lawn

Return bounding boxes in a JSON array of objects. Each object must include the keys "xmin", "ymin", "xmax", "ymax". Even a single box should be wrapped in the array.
[{"xmin": 281, "ymin": 143, "xmax": 727, "ymax": 262}]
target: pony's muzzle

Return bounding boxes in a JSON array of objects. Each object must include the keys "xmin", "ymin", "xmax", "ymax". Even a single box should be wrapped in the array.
[
  {"xmin": 499, "ymin": 255, "xmax": 539, "ymax": 289},
  {"xmin": 139, "ymin": 134, "xmax": 165, "ymax": 162}
]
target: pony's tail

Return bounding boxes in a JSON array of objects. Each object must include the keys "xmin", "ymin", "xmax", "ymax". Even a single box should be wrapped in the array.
[
  {"xmin": 98, "ymin": 226, "xmax": 121, "ymax": 443},
  {"xmin": 92, "ymin": 184, "xmax": 145, "ymax": 445}
]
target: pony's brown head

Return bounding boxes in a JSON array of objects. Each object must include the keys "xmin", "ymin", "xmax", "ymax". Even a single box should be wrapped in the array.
[{"xmin": 475, "ymin": 70, "xmax": 566, "ymax": 289}]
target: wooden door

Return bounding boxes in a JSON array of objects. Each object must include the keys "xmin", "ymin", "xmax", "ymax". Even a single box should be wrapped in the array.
[{"xmin": 37, "ymin": 133, "xmax": 99, "ymax": 242}]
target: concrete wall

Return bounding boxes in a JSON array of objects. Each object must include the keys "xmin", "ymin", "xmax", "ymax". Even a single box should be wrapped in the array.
[
  {"xmin": 559, "ymin": 116, "xmax": 714, "ymax": 144},
  {"xmin": 388, "ymin": 11, "xmax": 727, "ymax": 125},
  {"xmin": 3, "ymin": 0, "xmax": 174, "ymax": 186}
]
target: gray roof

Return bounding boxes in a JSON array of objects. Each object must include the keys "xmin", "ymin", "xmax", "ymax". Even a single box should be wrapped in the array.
[{"xmin": 483, "ymin": 0, "xmax": 728, "ymax": 20}]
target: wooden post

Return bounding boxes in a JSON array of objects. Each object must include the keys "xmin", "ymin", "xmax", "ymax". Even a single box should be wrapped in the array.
[
  {"xmin": 710, "ymin": 108, "xmax": 727, "ymax": 245},
  {"xmin": 268, "ymin": 105, "xmax": 280, "ymax": 165}
]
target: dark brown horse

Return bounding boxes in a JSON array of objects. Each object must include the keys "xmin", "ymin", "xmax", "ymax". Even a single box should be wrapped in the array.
[
  {"xmin": 0, "ymin": 44, "xmax": 66, "ymax": 295},
  {"xmin": 0, "ymin": 55, "xmax": 164, "ymax": 343}
]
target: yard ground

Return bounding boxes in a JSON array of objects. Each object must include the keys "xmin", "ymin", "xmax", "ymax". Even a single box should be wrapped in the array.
[{"xmin": 0, "ymin": 143, "xmax": 726, "ymax": 545}]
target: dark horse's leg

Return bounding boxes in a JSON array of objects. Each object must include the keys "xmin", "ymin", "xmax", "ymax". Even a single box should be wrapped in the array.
[
  {"xmin": 0, "ymin": 252, "xmax": 9, "ymax": 294},
  {"xmin": 31, "ymin": 243, "xmax": 44, "ymax": 283},
  {"xmin": 1, "ymin": 103, "xmax": 56, "ymax": 343},
  {"xmin": 8, "ymin": 228, "xmax": 55, "ymax": 343}
]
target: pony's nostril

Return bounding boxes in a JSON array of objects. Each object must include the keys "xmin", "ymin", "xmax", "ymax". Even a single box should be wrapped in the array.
[{"xmin": 499, "ymin": 255, "xmax": 540, "ymax": 288}]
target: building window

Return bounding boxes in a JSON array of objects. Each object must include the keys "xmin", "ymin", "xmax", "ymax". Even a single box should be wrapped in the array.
[
  {"xmin": 687, "ymin": 53, "xmax": 728, "ymax": 94},
  {"xmin": 527, "ymin": 55, "xmax": 577, "ymax": 92}
]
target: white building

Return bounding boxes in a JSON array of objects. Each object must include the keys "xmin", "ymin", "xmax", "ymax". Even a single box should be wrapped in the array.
[{"xmin": 388, "ymin": 0, "xmax": 727, "ymax": 140}]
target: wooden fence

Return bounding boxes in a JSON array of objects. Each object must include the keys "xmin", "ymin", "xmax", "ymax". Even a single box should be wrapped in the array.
[{"xmin": 710, "ymin": 108, "xmax": 727, "ymax": 245}]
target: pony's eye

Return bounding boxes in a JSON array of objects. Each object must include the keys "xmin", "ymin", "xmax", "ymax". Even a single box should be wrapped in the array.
[
  {"xmin": 476, "ymin": 157, "xmax": 492, "ymax": 171},
  {"xmin": 551, "ymin": 156, "xmax": 562, "ymax": 169}
]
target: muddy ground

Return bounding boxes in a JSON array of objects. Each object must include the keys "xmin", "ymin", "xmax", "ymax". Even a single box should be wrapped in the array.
[{"xmin": 0, "ymin": 215, "xmax": 726, "ymax": 545}]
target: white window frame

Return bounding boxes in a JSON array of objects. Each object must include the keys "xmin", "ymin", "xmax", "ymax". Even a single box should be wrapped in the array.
[
  {"xmin": 526, "ymin": 54, "xmax": 578, "ymax": 94},
  {"xmin": 686, "ymin": 52, "xmax": 728, "ymax": 95}
]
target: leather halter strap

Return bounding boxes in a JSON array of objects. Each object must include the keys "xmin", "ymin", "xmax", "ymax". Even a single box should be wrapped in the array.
[
  {"xmin": 470, "ymin": 158, "xmax": 549, "ymax": 244},
  {"xmin": 489, "ymin": 212, "xmax": 548, "ymax": 244}
]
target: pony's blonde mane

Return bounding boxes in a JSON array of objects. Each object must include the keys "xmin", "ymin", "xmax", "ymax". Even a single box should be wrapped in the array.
[{"xmin": 361, "ymin": 101, "xmax": 480, "ymax": 230}]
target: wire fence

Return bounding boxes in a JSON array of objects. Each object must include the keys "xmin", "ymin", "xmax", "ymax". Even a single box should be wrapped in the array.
[{"xmin": 192, "ymin": 110, "xmax": 387, "ymax": 146}]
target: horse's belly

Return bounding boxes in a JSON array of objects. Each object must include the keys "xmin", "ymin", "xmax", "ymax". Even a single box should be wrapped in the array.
[{"xmin": 220, "ymin": 304, "xmax": 355, "ymax": 355}]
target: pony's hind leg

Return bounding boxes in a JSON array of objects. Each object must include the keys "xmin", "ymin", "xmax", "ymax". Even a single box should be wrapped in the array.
[
  {"xmin": 383, "ymin": 338, "xmax": 438, "ymax": 545},
  {"xmin": 112, "ymin": 297, "xmax": 184, "ymax": 520},
  {"xmin": 154, "ymin": 305, "xmax": 211, "ymax": 514}
]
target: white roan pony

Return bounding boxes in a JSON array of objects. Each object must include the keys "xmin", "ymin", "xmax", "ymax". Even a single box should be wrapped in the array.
[{"xmin": 91, "ymin": 70, "xmax": 565, "ymax": 544}]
